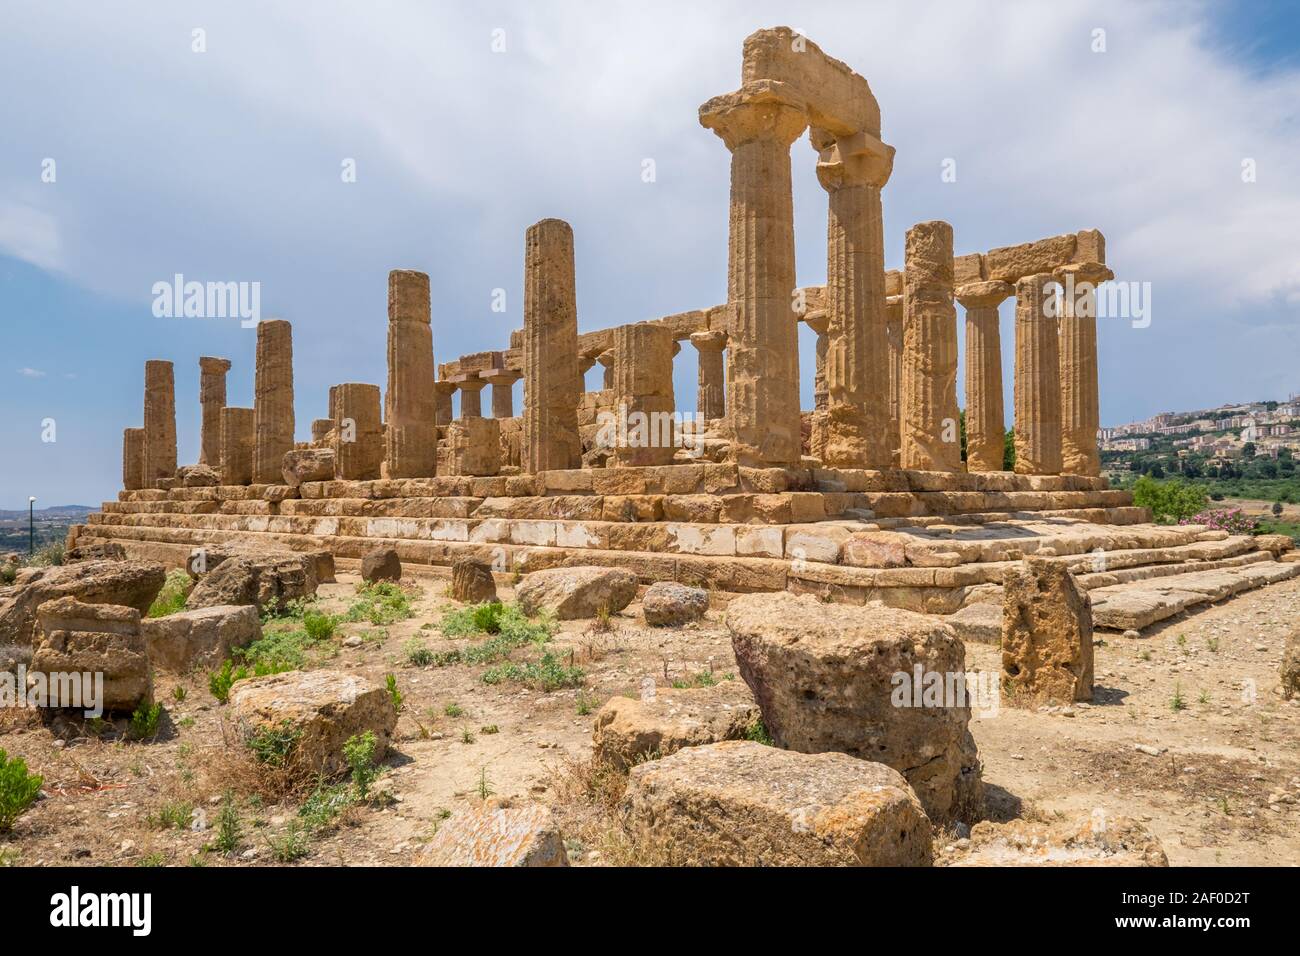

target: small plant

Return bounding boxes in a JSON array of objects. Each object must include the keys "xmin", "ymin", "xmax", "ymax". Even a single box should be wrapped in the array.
[
  {"xmin": 476, "ymin": 766, "xmax": 494, "ymax": 801},
  {"xmin": 1198, "ymin": 689, "xmax": 1210, "ymax": 705},
  {"xmin": 343, "ymin": 731, "xmax": 380, "ymax": 799},
  {"xmin": 209, "ymin": 658, "xmax": 249, "ymax": 703},
  {"xmin": 299, "ymin": 783, "xmax": 355, "ymax": 833},
  {"xmin": 129, "ymin": 702, "xmax": 162, "ymax": 741},
  {"xmin": 461, "ymin": 729, "xmax": 476, "ymax": 744},
  {"xmin": 590, "ymin": 603, "xmax": 613, "ymax": 633},
  {"xmin": 671, "ymin": 669, "xmax": 717, "ymax": 689},
  {"xmin": 481, "ymin": 652, "xmax": 585, "ymax": 692},
  {"xmin": 1170, "ymin": 683, "xmax": 1187, "ymax": 712},
  {"xmin": 265, "ymin": 822, "xmax": 310, "ymax": 862},
  {"xmin": 172, "ymin": 685, "xmax": 187, "ymax": 703},
  {"xmin": 302, "ymin": 609, "xmax": 340, "ymax": 641},
  {"xmin": 385, "ymin": 673, "xmax": 403, "ymax": 713},
  {"xmin": 443, "ymin": 702, "xmax": 464, "ymax": 718},
  {"xmin": 576, "ymin": 692, "xmax": 593, "ymax": 716},
  {"xmin": 0, "ymin": 749, "xmax": 44, "ymax": 833},
  {"xmin": 404, "ymin": 638, "xmax": 433, "ymax": 667},
  {"xmin": 246, "ymin": 721, "xmax": 301, "ymax": 767},
  {"xmin": 1207, "ymin": 637, "xmax": 1220, "ymax": 653},
  {"xmin": 744, "ymin": 716, "xmax": 774, "ymax": 746},
  {"xmin": 136, "ymin": 853, "xmax": 166, "ymax": 867},
  {"xmin": 480, "ymin": 724, "xmax": 499, "ymax": 735},
  {"xmin": 212, "ymin": 792, "xmax": 242, "ymax": 854},
  {"xmin": 147, "ymin": 568, "xmax": 191, "ymax": 618},
  {"xmin": 0, "ymin": 563, "xmax": 17, "ymax": 585},
  {"xmin": 1139, "ymin": 649, "xmax": 1152, "ymax": 662},
  {"xmin": 346, "ymin": 581, "xmax": 416, "ymax": 626},
  {"xmin": 150, "ymin": 799, "xmax": 194, "ymax": 830}
]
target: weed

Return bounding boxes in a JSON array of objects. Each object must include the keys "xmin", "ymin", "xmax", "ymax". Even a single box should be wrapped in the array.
[
  {"xmin": 576, "ymin": 692, "xmax": 594, "ymax": 716},
  {"xmin": 212, "ymin": 792, "xmax": 242, "ymax": 854},
  {"xmin": 346, "ymin": 581, "xmax": 416, "ymax": 626},
  {"xmin": 129, "ymin": 702, "xmax": 162, "ymax": 741},
  {"xmin": 385, "ymin": 673, "xmax": 403, "ymax": 713},
  {"xmin": 481, "ymin": 652, "xmax": 585, "ymax": 692},
  {"xmin": 0, "ymin": 749, "xmax": 43, "ymax": 832},
  {"xmin": 461, "ymin": 729, "xmax": 475, "ymax": 744},
  {"xmin": 246, "ymin": 721, "xmax": 302, "ymax": 767},
  {"xmin": 265, "ymin": 821, "xmax": 310, "ymax": 862},
  {"xmin": 299, "ymin": 782, "xmax": 355, "ymax": 832},
  {"xmin": 172, "ymin": 686, "xmax": 187, "ymax": 703},
  {"xmin": 671, "ymin": 669, "xmax": 717, "ymax": 689},
  {"xmin": 1207, "ymin": 637, "xmax": 1220, "ymax": 653},
  {"xmin": 147, "ymin": 568, "xmax": 191, "ymax": 618},
  {"xmin": 302, "ymin": 609, "xmax": 340, "ymax": 641},
  {"xmin": 1198, "ymin": 690, "xmax": 1210, "ymax": 705},
  {"xmin": 1171, "ymin": 683, "xmax": 1187, "ymax": 712},
  {"xmin": 343, "ymin": 732, "xmax": 380, "ymax": 799},
  {"xmin": 744, "ymin": 716, "xmax": 774, "ymax": 746},
  {"xmin": 403, "ymin": 638, "xmax": 433, "ymax": 667},
  {"xmin": 136, "ymin": 853, "xmax": 166, "ymax": 867},
  {"xmin": 476, "ymin": 766, "xmax": 494, "ymax": 800},
  {"xmin": 480, "ymin": 724, "xmax": 499, "ymax": 735},
  {"xmin": 443, "ymin": 702, "xmax": 464, "ymax": 718},
  {"xmin": 150, "ymin": 799, "xmax": 194, "ymax": 830}
]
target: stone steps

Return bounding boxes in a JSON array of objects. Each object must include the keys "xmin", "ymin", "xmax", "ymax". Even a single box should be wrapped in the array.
[{"xmin": 1088, "ymin": 561, "xmax": 1300, "ymax": 631}]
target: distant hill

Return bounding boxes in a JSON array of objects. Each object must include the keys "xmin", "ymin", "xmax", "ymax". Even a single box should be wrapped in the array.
[{"xmin": 0, "ymin": 504, "xmax": 95, "ymax": 520}]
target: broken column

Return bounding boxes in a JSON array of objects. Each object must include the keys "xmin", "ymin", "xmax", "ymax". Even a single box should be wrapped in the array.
[
  {"xmin": 1013, "ymin": 274, "xmax": 1063, "ymax": 475},
  {"xmin": 433, "ymin": 379, "xmax": 456, "ymax": 428},
  {"xmin": 700, "ymin": 83, "xmax": 808, "ymax": 466},
  {"xmin": 197, "ymin": 356, "xmax": 231, "ymax": 466},
  {"xmin": 333, "ymin": 383, "xmax": 383, "ymax": 481},
  {"xmin": 814, "ymin": 128, "xmax": 895, "ymax": 469},
  {"xmin": 611, "ymin": 322, "xmax": 676, "ymax": 467},
  {"xmin": 1055, "ymin": 262, "xmax": 1112, "ymax": 477},
  {"xmin": 522, "ymin": 218, "xmax": 581, "ymax": 473},
  {"xmin": 956, "ymin": 281, "xmax": 1013, "ymax": 472},
  {"xmin": 142, "ymin": 360, "xmax": 177, "ymax": 489},
  {"xmin": 385, "ymin": 270, "xmax": 437, "ymax": 477},
  {"xmin": 219, "ymin": 406, "xmax": 255, "ymax": 485},
  {"xmin": 688, "ymin": 330, "xmax": 727, "ymax": 422},
  {"xmin": 885, "ymin": 294, "xmax": 903, "ymax": 466},
  {"xmin": 445, "ymin": 418, "xmax": 501, "ymax": 476},
  {"xmin": 122, "ymin": 427, "xmax": 144, "ymax": 491},
  {"xmin": 900, "ymin": 221, "xmax": 961, "ymax": 472},
  {"xmin": 484, "ymin": 369, "xmax": 521, "ymax": 419},
  {"xmin": 1002, "ymin": 557, "xmax": 1094, "ymax": 703},
  {"xmin": 251, "ymin": 319, "xmax": 295, "ymax": 485}
]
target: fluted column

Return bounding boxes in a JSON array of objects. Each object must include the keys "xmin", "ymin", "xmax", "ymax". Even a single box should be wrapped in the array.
[
  {"xmin": 197, "ymin": 356, "xmax": 231, "ymax": 466},
  {"xmin": 142, "ymin": 360, "xmax": 177, "ymax": 488},
  {"xmin": 813, "ymin": 128, "xmax": 895, "ymax": 469},
  {"xmin": 803, "ymin": 311, "xmax": 830, "ymax": 411},
  {"xmin": 885, "ymin": 294, "xmax": 903, "ymax": 467},
  {"xmin": 219, "ymin": 406, "xmax": 255, "ymax": 485},
  {"xmin": 485, "ymin": 369, "xmax": 521, "ymax": 418},
  {"xmin": 612, "ymin": 322, "xmax": 676, "ymax": 467},
  {"xmin": 333, "ymin": 382, "xmax": 383, "ymax": 480},
  {"xmin": 900, "ymin": 221, "xmax": 961, "ymax": 472},
  {"xmin": 252, "ymin": 320, "xmax": 294, "ymax": 484},
  {"xmin": 522, "ymin": 218, "xmax": 581, "ymax": 472},
  {"xmin": 1013, "ymin": 274, "xmax": 1063, "ymax": 475},
  {"xmin": 956, "ymin": 281, "xmax": 1013, "ymax": 472},
  {"xmin": 433, "ymin": 380, "xmax": 456, "ymax": 428},
  {"xmin": 689, "ymin": 330, "xmax": 727, "ymax": 421},
  {"xmin": 385, "ymin": 270, "xmax": 437, "ymax": 477},
  {"xmin": 1055, "ymin": 262, "xmax": 1112, "ymax": 477},
  {"xmin": 700, "ymin": 82, "xmax": 808, "ymax": 466},
  {"xmin": 122, "ymin": 428, "xmax": 144, "ymax": 491}
]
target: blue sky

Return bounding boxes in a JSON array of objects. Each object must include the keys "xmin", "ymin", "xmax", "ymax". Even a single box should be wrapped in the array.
[{"xmin": 2, "ymin": 0, "xmax": 1298, "ymax": 508}]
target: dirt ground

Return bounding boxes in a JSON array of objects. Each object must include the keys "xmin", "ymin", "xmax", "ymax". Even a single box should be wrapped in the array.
[{"xmin": 1, "ymin": 570, "xmax": 1297, "ymax": 867}]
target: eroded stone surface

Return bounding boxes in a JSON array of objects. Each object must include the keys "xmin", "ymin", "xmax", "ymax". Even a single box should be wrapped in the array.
[
  {"xmin": 642, "ymin": 582, "xmax": 709, "ymax": 627},
  {"xmin": 1002, "ymin": 557, "xmax": 1094, "ymax": 703},
  {"xmin": 0, "ymin": 560, "xmax": 165, "ymax": 647},
  {"xmin": 416, "ymin": 804, "xmax": 568, "ymax": 867},
  {"xmin": 946, "ymin": 813, "xmax": 1168, "ymax": 867},
  {"xmin": 141, "ymin": 604, "xmax": 260, "ymax": 673},
  {"xmin": 592, "ymin": 680, "xmax": 758, "ymax": 770},
  {"xmin": 515, "ymin": 566, "xmax": 637, "ymax": 619},
  {"xmin": 31, "ymin": 596, "xmax": 152, "ymax": 713}
]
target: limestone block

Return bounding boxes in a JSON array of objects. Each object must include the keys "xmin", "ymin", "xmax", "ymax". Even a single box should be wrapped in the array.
[
  {"xmin": 592, "ymin": 680, "xmax": 758, "ymax": 770},
  {"xmin": 141, "ymin": 604, "xmax": 260, "ymax": 673},
  {"xmin": 31, "ymin": 597, "xmax": 152, "ymax": 713},
  {"xmin": 445, "ymin": 417, "xmax": 501, "ymax": 477},
  {"xmin": 1002, "ymin": 557, "xmax": 1093, "ymax": 703},
  {"xmin": 450, "ymin": 557, "xmax": 497, "ymax": 603},
  {"xmin": 641, "ymin": 582, "xmax": 709, "ymax": 627},
  {"xmin": 416, "ymin": 804, "xmax": 568, "ymax": 867},
  {"xmin": 281, "ymin": 448, "xmax": 336, "ymax": 487},
  {"xmin": 515, "ymin": 566, "xmax": 637, "ymax": 619},
  {"xmin": 360, "ymin": 547, "xmax": 402, "ymax": 584},
  {"xmin": 0, "ymin": 560, "xmax": 165, "ymax": 646}
]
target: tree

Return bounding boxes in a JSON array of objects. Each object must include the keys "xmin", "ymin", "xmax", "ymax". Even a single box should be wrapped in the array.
[
  {"xmin": 1132, "ymin": 476, "xmax": 1208, "ymax": 523},
  {"xmin": 1002, "ymin": 429, "xmax": 1016, "ymax": 471},
  {"xmin": 1242, "ymin": 442, "xmax": 1256, "ymax": 459},
  {"xmin": 1273, "ymin": 501, "xmax": 1284, "ymax": 517}
]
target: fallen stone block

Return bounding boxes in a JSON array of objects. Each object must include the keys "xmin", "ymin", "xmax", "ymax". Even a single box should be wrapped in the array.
[
  {"xmin": 186, "ymin": 553, "xmax": 317, "ymax": 613},
  {"xmin": 1002, "ymin": 557, "xmax": 1094, "ymax": 704},
  {"xmin": 141, "ymin": 604, "xmax": 260, "ymax": 673},
  {"xmin": 0, "ymin": 560, "xmax": 165, "ymax": 646},
  {"xmin": 515, "ymin": 566, "xmax": 637, "ymax": 620},
  {"xmin": 31, "ymin": 596, "xmax": 152, "ymax": 713},
  {"xmin": 416, "ymin": 804, "xmax": 568, "ymax": 867},
  {"xmin": 946, "ymin": 812, "xmax": 1168, "ymax": 867},
  {"xmin": 360, "ymin": 547, "xmax": 402, "ymax": 584},
  {"xmin": 450, "ymin": 557, "xmax": 497, "ymax": 603},
  {"xmin": 621, "ymin": 741, "xmax": 933, "ymax": 866},
  {"xmin": 282, "ymin": 448, "xmax": 336, "ymax": 487},
  {"xmin": 229, "ymin": 670, "xmax": 398, "ymax": 777},
  {"xmin": 641, "ymin": 582, "xmax": 708, "ymax": 627},
  {"xmin": 727, "ymin": 590, "xmax": 981, "ymax": 823},
  {"xmin": 592, "ymin": 680, "xmax": 759, "ymax": 771},
  {"xmin": 944, "ymin": 602, "xmax": 1001, "ymax": 644}
]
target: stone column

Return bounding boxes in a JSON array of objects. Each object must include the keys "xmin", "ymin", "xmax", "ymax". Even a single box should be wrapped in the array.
[
  {"xmin": 142, "ymin": 359, "xmax": 177, "ymax": 489},
  {"xmin": 700, "ymin": 83, "xmax": 808, "ymax": 466},
  {"xmin": 219, "ymin": 406, "xmax": 255, "ymax": 485},
  {"xmin": 455, "ymin": 376, "xmax": 487, "ymax": 419},
  {"xmin": 689, "ymin": 330, "xmax": 727, "ymax": 421},
  {"xmin": 814, "ymin": 128, "xmax": 895, "ymax": 469},
  {"xmin": 956, "ymin": 281, "xmax": 1013, "ymax": 472},
  {"xmin": 252, "ymin": 320, "xmax": 295, "ymax": 484},
  {"xmin": 385, "ymin": 270, "xmax": 437, "ymax": 477},
  {"xmin": 900, "ymin": 221, "xmax": 961, "ymax": 472},
  {"xmin": 885, "ymin": 294, "xmax": 903, "ymax": 466},
  {"xmin": 333, "ymin": 382, "xmax": 383, "ymax": 480},
  {"xmin": 1013, "ymin": 274, "xmax": 1063, "ymax": 475},
  {"xmin": 522, "ymin": 218, "xmax": 581, "ymax": 473},
  {"xmin": 310, "ymin": 418, "xmax": 333, "ymax": 443},
  {"xmin": 597, "ymin": 349, "xmax": 615, "ymax": 390},
  {"xmin": 197, "ymin": 356, "xmax": 231, "ymax": 466},
  {"xmin": 612, "ymin": 322, "xmax": 676, "ymax": 467},
  {"xmin": 485, "ymin": 369, "xmax": 521, "ymax": 418},
  {"xmin": 1055, "ymin": 262, "xmax": 1112, "ymax": 477},
  {"xmin": 122, "ymin": 428, "xmax": 144, "ymax": 491},
  {"xmin": 803, "ymin": 311, "xmax": 830, "ymax": 411},
  {"xmin": 433, "ymin": 380, "xmax": 456, "ymax": 428}
]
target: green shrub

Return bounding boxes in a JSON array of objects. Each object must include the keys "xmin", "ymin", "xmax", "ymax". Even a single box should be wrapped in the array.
[
  {"xmin": 150, "ymin": 799, "xmax": 194, "ymax": 830},
  {"xmin": 343, "ymin": 732, "xmax": 380, "ymax": 799},
  {"xmin": 302, "ymin": 609, "xmax": 340, "ymax": 641},
  {"xmin": 345, "ymin": 581, "xmax": 415, "ymax": 626},
  {"xmin": 1132, "ymin": 476, "xmax": 1208, "ymax": 523},
  {"xmin": 744, "ymin": 716, "xmax": 774, "ymax": 746},
  {"xmin": 0, "ymin": 563, "xmax": 17, "ymax": 585},
  {"xmin": 147, "ymin": 568, "xmax": 191, "ymax": 618},
  {"xmin": 212, "ymin": 792, "xmax": 241, "ymax": 854},
  {"xmin": 129, "ymin": 702, "xmax": 162, "ymax": 740},
  {"xmin": 298, "ymin": 782, "xmax": 356, "ymax": 832},
  {"xmin": 246, "ymin": 721, "xmax": 302, "ymax": 766},
  {"xmin": 403, "ymin": 638, "xmax": 433, "ymax": 667},
  {"xmin": 481, "ymin": 652, "xmax": 585, "ymax": 692},
  {"xmin": 209, "ymin": 659, "xmax": 249, "ymax": 703},
  {"xmin": 385, "ymin": 673, "xmax": 403, "ymax": 713},
  {"xmin": 0, "ymin": 749, "xmax": 43, "ymax": 832},
  {"xmin": 265, "ymin": 821, "xmax": 310, "ymax": 862}
]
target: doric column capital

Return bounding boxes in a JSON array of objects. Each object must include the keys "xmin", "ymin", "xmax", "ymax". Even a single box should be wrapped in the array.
[
  {"xmin": 199, "ymin": 356, "xmax": 232, "ymax": 374},
  {"xmin": 689, "ymin": 330, "xmax": 728, "ymax": 352},
  {"xmin": 1053, "ymin": 261, "xmax": 1114, "ymax": 287},
  {"xmin": 955, "ymin": 279, "xmax": 1014, "ymax": 311},
  {"xmin": 452, "ymin": 375, "xmax": 486, "ymax": 393},
  {"xmin": 596, "ymin": 348, "xmax": 615, "ymax": 369},
  {"xmin": 813, "ymin": 128, "xmax": 895, "ymax": 191},
  {"xmin": 801, "ymin": 308, "xmax": 830, "ymax": 336},
  {"xmin": 433, "ymin": 380, "xmax": 457, "ymax": 397},
  {"xmin": 481, "ymin": 369, "xmax": 522, "ymax": 387},
  {"xmin": 699, "ymin": 80, "xmax": 808, "ymax": 151}
]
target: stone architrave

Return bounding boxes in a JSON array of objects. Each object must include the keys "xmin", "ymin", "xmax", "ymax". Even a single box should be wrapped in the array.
[
  {"xmin": 385, "ymin": 270, "xmax": 437, "ymax": 477},
  {"xmin": 899, "ymin": 221, "xmax": 961, "ymax": 472},
  {"xmin": 522, "ymin": 218, "xmax": 581, "ymax": 473},
  {"xmin": 252, "ymin": 319, "xmax": 294, "ymax": 484},
  {"xmin": 956, "ymin": 281, "xmax": 1013, "ymax": 472},
  {"xmin": 700, "ymin": 81, "xmax": 808, "ymax": 466}
]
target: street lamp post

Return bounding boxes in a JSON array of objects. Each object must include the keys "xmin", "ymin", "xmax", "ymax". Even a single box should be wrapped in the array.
[{"xmin": 28, "ymin": 496, "xmax": 36, "ymax": 556}]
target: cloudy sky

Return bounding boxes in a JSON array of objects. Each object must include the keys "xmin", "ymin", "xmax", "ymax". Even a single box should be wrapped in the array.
[{"xmin": 1, "ymin": 0, "xmax": 1298, "ymax": 508}]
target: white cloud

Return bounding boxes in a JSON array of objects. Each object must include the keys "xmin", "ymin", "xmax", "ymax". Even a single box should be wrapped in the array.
[
  {"xmin": 17, "ymin": 367, "xmax": 46, "ymax": 378},
  {"xmin": 0, "ymin": 201, "xmax": 62, "ymax": 272}
]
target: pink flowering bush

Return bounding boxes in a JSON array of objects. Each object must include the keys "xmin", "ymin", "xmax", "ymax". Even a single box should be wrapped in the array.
[{"xmin": 1178, "ymin": 507, "xmax": 1257, "ymax": 535}]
